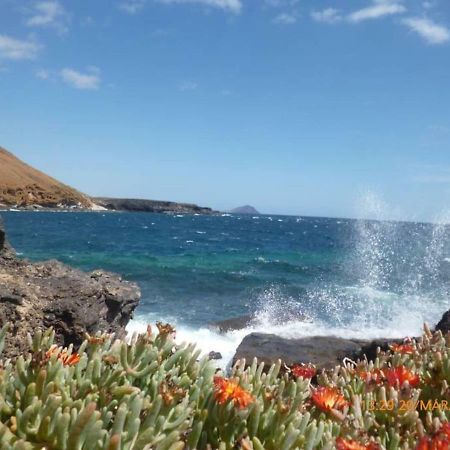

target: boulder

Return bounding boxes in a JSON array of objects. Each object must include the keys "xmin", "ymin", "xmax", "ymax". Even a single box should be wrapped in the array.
[
  {"xmin": 436, "ymin": 310, "xmax": 450, "ymax": 334},
  {"xmin": 210, "ymin": 315, "xmax": 254, "ymax": 333},
  {"xmin": 0, "ymin": 218, "xmax": 141, "ymax": 358},
  {"xmin": 233, "ymin": 333, "xmax": 402, "ymax": 370},
  {"xmin": 210, "ymin": 312, "xmax": 310, "ymax": 334}
]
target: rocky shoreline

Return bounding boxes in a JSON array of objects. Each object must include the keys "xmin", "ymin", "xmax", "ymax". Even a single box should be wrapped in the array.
[
  {"xmin": 216, "ymin": 311, "xmax": 450, "ymax": 370},
  {"xmin": 1, "ymin": 212, "xmax": 449, "ymax": 372},
  {"xmin": 0, "ymin": 217, "xmax": 140, "ymax": 358},
  {"xmin": 93, "ymin": 197, "xmax": 217, "ymax": 215}
]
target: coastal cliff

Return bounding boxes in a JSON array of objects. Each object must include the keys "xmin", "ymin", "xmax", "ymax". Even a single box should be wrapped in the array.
[
  {"xmin": 0, "ymin": 216, "xmax": 140, "ymax": 358},
  {"xmin": 0, "ymin": 147, "xmax": 93, "ymax": 209},
  {"xmin": 93, "ymin": 197, "xmax": 215, "ymax": 215},
  {"xmin": 0, "ymin": 146, "xmax": 215, "ymax": 215}
]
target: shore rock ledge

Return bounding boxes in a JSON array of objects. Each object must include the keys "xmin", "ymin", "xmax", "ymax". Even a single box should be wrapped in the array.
[{"xmin": 0, "ymin": 217, "xmax": 141, "ymax": 358}]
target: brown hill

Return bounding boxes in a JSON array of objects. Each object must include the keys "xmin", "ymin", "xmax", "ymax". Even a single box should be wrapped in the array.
[{"xmin": 0, "ymin": 147, "xmax": 93, "ymax": 208}]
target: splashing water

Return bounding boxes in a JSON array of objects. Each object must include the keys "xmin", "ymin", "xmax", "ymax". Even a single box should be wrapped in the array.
[{"xmin": 2, "ymin": 201, "xmax": 449, "ymax": 369}]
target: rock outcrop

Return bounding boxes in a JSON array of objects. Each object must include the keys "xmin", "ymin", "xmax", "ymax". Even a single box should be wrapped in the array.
[
  {"xmin": 0, "ymin": 217, "xmax": 140, "ymax": 358},
  {"xmin": 94, "ymin": 197, "xmax": 215, "ymax": 215},
  {"xmin": 436, "ymin": 310, "xmax": 450, "ymax": 334},
  {"xmin": 233, "ymin": 333, "xmax": 402, "ymax": 370}
]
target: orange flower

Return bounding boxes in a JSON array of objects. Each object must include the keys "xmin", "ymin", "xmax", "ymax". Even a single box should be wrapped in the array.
[
  {"xmin": 214, "ymin": 376, "xmax": 253, "ymax": 409},
  {"xmin": 416, "ymin": 436, "xmax": 449, "ymax": 450},
  {"xmin": 46, "ymin": 345, "xmax": 81, "ymax": 366},
  {"xmin": 357, "ymin": 368, "xmax": 385, "ymax": 385},
  {"xmin": 385, "ymin": 366, "xmax": 420, "ymax": 388},
  {"xmin": 336, "ymin": 437, "xmax": 380, "ymax": 450},
  {"xmin": 311, "ymin": 386, "xmax": 349, "ymax": 412},
  {"xmin": 290, "ymin": 363, "xmax": 317, "ymax": 379},
  {"xmin": 390, "ymin": 343, "xmax": 415, "ymax": 354}
]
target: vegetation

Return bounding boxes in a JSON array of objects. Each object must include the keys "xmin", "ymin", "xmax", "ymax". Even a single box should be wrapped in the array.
[{"xmin": 0, "ymin": 322, "xmax": 449, "ymax": 449}]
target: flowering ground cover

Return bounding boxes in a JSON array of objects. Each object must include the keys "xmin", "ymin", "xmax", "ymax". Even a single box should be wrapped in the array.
[{"xmin": 0, "ymin": 322, "xmax": 449, "ymax": 449}]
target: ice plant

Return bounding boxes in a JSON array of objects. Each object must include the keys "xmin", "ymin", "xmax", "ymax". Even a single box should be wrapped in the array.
[
  {"xmin": 213, "ymin": 376, "xmax": 254, "ymax": 409},
  {"xmin": 311, "ymin": 386, "xmax": 349, "ymax": 412},
  {"xmin": 336, "ymin": 437, "xmax": 380, "ymax": 450},
  {"xmin": 390, "ymin": 343, "xmax": 415, "ymax": 354},
  {"xmin": 357, "ymin": 368, "xmax": 385, "ymax": 385},
  {"xmin": 290, "ymin": 363, "xmax": 317, "ymax": 379},
  {"xmin": 1, "ymin": 324, "xmax": 450, "ymax": 449},
  {"xmin": 45, "ymin": 344, "xmax": 80, "ymax": 366},
  {"xmin": 385, "ymin": 366, "xmax": 420, "ymax": 388}
]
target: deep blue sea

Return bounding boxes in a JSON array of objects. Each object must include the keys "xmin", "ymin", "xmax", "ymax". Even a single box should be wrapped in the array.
[{"xmin": 2, "ymin": 210, "xmax": 450, "ymax": 366}]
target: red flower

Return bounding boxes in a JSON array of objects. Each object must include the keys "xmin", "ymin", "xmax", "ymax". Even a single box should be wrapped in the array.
[
  {"xmin": 416, "ymin": 436, "xmax": 449, "ymax": 450},
  {"xmin": 214, "ymin": 376, "xmax": 253, "ymax": 409},
  {"xmin": 311, "ymin": 386, "xmax": 349, "ymax": 412},
  {"xmin": 440, "ymin": 423, "xmax": 450, "ymax": 439},
  {"xmin": 385, "ymin": 366, "xmax": 420, "ymax": 388},
  {"xmin": 336, "ymin": 438, "xmax": 380, "ymax": 450},
  {"xmin": 357, "ymin": 368, "xmax": 385, "ymax": 385},
  {"xmin": 290, "ymin": 363, "xmax": 317, "ymax": 379},
  {"xmin": 45, "ymin": 345, "xmax": 81, "ymax": 366},
  {"xmin": 390, "ymin": 343, "xmax": 415, "ymax": 354}
]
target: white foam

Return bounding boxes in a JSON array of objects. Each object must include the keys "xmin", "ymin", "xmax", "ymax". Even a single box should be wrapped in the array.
[{"xmin": 126, "ymin": 310, "xmax": 426, "ymax": 371}]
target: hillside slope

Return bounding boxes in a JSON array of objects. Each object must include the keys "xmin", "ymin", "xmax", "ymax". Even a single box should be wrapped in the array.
[{"xmin": 0, "ymin": 147, "xmax": 93, "ymax": 208}]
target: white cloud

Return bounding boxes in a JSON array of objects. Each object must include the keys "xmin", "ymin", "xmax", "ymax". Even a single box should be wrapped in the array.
[
  {"xmin": 36, "ymin": 68, "xmax": 50, "ymax": 79},
  {"xmin": 0, "ymin": 35, "xmax": 40, "ymax": 60},
  {"xmin": 273, "ymin": 12, "xmax": 297, "ymax": 24},
  {"xmin": 60, "ymin": 68, "xmax": 101, "ymax": 90},
  {"xmin": 264, "ymin": 0, "xmax": 299, "ymax": 6},
  {"xmin": 348, "ymin": 0, "xmax": 406, "ymax": 23},
  {"xmin": 311, "ymin": 8, "xmax": 342, "ymax": 24},
  {"xmin": 26, "ymin": 1, "xmax": 68, "ymax": 33},
  {"xmin": 402, "ymin": 17, "xmax": 450, "ymax": 44},
  {"xmin": 179, "ymin": 80, "xmax": 198, "ymax": 91},
  {"xmin": 157, "ymin": 0, "xmax": 242, "ymax": 14},
  {"xmin": 118, "ymin": 0, "xmax": 147, "ymax": 14}
]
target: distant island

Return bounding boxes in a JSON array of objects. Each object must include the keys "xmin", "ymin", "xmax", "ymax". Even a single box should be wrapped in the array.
[
  {"xmin": 230, "ymin": 205, "xmax": 260, "ymax": 215},
  {"xmin": 0, "ymin": 146, "xmax": 215, "ymax": 215}
]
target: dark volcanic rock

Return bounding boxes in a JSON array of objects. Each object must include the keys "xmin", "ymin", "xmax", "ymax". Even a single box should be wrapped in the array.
[
  {"xmin": 210, "ymin": 315, "xmax": 254, "ymax": 333},
  {"xmin": 94, "ymin": 197, "xmax": 215, "ymax": 215},
  {"xmin": 0, "ymin": 219, "xmax": 141, "ymax": 358},
  {"xmin": 233, "ymin": 333, "xmax": 403, "ymax": 370},
  {"xmin": 233, "ymin": 333, "xmax": 367, "ymax": 369},
  {"xmin": 210, "ymin": 312, "xmax": 310, "ymax": 334},
  {"xmin": 208, "ymin": 351, "xmax": 223, "ymax": 360},
  {"xmin": 436, "ymin": 310, "xmax": 450, "ymax": 334}
]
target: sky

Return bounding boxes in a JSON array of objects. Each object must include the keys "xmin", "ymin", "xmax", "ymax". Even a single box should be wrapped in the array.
[{"xmin": 0, "ymin": 0, "xmax": 449, "ymax": 220}]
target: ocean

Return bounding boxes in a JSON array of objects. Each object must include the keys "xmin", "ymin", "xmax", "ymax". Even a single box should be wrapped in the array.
[{"xmin": 2, "ymin": 209, "xmax": 450, "ymax": 368}]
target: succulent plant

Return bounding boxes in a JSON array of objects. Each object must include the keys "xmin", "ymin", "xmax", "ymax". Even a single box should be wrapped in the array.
[{"xmin": 0, "ymin": 322, "xmax": 449, "ymax": 449}]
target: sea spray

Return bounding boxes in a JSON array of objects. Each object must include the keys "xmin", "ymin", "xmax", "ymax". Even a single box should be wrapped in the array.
[{"xmin": 3, "ymin": 208, "xmax": 449, "ymax": 369}]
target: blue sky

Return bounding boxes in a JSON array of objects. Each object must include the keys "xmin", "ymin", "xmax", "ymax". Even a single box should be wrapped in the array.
[{"xmin": 0, "ymin": 0, "xmax": 449, "ymax": 220}]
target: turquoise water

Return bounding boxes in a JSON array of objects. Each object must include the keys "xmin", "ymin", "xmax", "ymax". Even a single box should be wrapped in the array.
[{"xmin": 3, "ymin": 210, "xmax": 450, "ymax": 365}]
